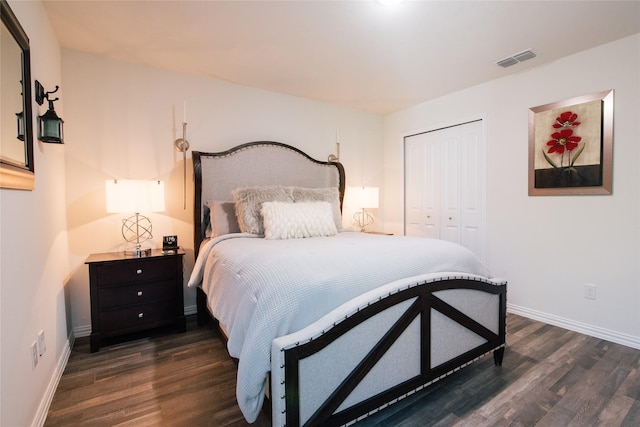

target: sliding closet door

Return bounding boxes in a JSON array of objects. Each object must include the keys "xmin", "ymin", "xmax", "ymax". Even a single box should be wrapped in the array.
[{"xmin": 404, "ymin": 119, "xmax": 486, "ymax": 262}]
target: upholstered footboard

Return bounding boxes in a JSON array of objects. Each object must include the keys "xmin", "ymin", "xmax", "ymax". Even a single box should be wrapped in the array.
[{"xmin": 271, "ymin": 273, "xmax": 507, "ymax": 427}]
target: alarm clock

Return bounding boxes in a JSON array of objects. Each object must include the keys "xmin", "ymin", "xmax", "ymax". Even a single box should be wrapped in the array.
[{"xmin": 162, "ymin": 235, "xmax": 178, "ymax": 253}]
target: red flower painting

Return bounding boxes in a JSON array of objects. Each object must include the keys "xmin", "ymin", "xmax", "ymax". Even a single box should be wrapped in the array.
[
  {"xmin": 543, "ymin": 111, "xmax": 584, "ymax": 171},
  {"xmin": 531, "ymin": 89, "xmax": 612, "ymax": 193}
]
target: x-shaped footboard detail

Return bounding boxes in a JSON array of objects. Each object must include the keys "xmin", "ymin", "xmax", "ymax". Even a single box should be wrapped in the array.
[{"xmin": 282, "ymin": 277, "xmax": 507, "ymax": 427}]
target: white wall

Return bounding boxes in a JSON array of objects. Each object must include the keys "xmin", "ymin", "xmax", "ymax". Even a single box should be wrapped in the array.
[
  {"xmin": 60, "ymin": 50, "xmax": 384, "ymax": 336},
  {"xmin": 0, "ymin": 1, "xmax": 69, "ymax": 426},
  {"xmin": 383, "ymin": 34, "xmax": 640, "ymax": 347}
]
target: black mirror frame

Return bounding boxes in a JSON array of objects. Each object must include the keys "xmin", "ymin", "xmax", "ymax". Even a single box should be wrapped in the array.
[{"xmin": 1, "ymin": 0, "xmax": 35, "ymax": 190}]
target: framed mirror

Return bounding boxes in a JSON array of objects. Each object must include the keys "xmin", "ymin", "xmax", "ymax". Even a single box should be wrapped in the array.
[{"xmin": 1, "ymin": 0, "xmax": 34, "ymax": 190}]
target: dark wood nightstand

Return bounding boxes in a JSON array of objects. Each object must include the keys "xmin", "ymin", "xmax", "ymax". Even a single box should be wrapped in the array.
[{"xmin": 85, "ymin": 249, "xmax": 186, "ymax": 352}]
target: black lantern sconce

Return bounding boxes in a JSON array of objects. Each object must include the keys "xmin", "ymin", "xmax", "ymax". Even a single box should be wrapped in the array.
[
  {"xmin": 35, "ymin": 80, "xmax": 64, "ymax": 144},
  {"xmin": 16, "ymin": 111, "xmax": 24, "ymax": 141},
  {"xmin": 15, "ymin": 79, "xmax": 25, "ymax": 141}
]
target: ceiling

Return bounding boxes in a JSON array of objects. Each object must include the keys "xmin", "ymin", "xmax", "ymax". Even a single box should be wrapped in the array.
[{"xmin": 42, "ymin": 0, "xmax": 640, "ymax": 115}]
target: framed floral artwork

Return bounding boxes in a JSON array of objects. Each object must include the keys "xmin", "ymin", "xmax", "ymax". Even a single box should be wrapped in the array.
[{"xmin": 528, "ymin": 90, "xmax": 613, "ymax": 196}]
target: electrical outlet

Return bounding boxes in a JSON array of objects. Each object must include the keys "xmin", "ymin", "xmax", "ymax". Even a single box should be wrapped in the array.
[
  {"xmin": 31, "ymin": 341, "xmax": 38, "ymax": 369},
  {"xmin": 584, "ymin": 283, "xmax": 597, "ymax": 300},
  {"xmin": 37, "ymin": 330, "xmax": 46, "ymax": 356}
]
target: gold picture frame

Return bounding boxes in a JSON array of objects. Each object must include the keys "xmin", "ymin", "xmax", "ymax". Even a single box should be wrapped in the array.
[
  {"xmin": 0, "ymin": 0, "xmax": 35, "ymax": 190},
  {"xmin": 528, "ymin": 90, "xmax": 613, "ymax": 196}
]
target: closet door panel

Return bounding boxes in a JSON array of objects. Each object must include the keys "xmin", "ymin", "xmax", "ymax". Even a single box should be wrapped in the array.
[
  {"xmin": 404, "ymin": 119, "xmax": 486, "ymax": 263},
  {"xmin": 404, "ymin": 136, "xmax": 425, "ymax": 237},
  {"xmin": 423, "ymin": 137, "xmax": 441, "ymax": 238},
  {"xmin": 405, "ymin": 133, "xmax": 440, "ymax": 238},
  {"xmin": 442, "ymin": 130, "xmax": 460, "ymax": 242},
  {"xmin": 459, "ymin": 125, "xmax": 485, "ymax": 261}
]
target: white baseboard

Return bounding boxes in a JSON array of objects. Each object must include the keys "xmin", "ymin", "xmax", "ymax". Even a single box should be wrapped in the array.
[
  {"xmin": 31, "ymin": 332, "xmax": 74, "ymax": 427},
  {"xmin": 73, "ymin": 324, "xmax": 91, "ymax": 338},
  {"xmin": 507, "ymin": 303, "xmax": 640, "ymax": 350}
]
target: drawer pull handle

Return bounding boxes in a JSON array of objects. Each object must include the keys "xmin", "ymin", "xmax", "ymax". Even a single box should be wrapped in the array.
[
  {"xmin": 136, "ymin": 269, "xmax": 143, "ymax": 275},
  {"xmin": 138, "ymin": 313, "xmax": 144, "ymax": 318},
  {"xmin": 137, "ymin": 291, "xmax": 143, "ymax": 297}
]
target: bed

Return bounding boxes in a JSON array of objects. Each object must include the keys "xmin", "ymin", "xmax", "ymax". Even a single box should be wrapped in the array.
[{"xmin": 188, "ymin": 141, "xmax": 507, "ymax": 426}]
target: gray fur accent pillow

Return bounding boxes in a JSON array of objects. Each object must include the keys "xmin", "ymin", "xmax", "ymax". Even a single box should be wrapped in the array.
[{"xmin": 232, "ymin": 186, "xmax": 292, "ymax": 234}]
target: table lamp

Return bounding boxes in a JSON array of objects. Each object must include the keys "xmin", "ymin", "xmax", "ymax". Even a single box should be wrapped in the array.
[{"xmin": 106, "ymin": 179, "xmax": 165, "ymax": 257}]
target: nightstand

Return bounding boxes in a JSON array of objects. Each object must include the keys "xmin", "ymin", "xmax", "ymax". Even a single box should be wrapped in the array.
[{"xmin": 85, "ymin": 249, "xmax": 186, "ymax": 352}]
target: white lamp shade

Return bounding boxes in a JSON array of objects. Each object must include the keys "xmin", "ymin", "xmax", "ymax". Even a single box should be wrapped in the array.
[
  {"xmin": 106, "ymin": 179, "xmax": 165, "ymax": 213},
  {"xmin": 345, "ymin": 186, "xmax": 379, "ymax": 209}
]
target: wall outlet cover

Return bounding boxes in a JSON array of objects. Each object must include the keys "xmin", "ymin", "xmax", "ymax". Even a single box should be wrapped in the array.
[
  {"xmin": 31, "ymin": 341, "xmax": 38, "ymax": 369},
  {"xmin": 584, "ymin": 283, "xmax": 597, "ymax": 300},
  {"xmin": 37, "ymin": 330, "xmax": 46, "ymax": 356}
]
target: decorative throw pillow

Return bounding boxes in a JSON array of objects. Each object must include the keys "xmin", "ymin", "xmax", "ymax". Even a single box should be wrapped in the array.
[
  {"xmin": 207, "ymin": 200, "xmax": 241, "ymax": 237},
  {"xmin": 232, "ymin": 186, "xmax": 292, "ymax": 235},
  {"xmin": 290, "ymin": 187, "xmax": 343, "ymax": 230},
  {"xmin": 261, "ymin": 201, "xmax": 338, "ymax": 240}
]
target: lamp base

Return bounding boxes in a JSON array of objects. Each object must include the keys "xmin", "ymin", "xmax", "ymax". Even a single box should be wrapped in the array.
[
  {"xmin": 354, "ymin": 208, "xmax": 374, "ymax": 232},
  {"xmin": 124, "ymin": 247, "xmax": 152, "ymax": 258},
  {"xmin": 120, "ymin": 213, "xmax": 154, "ymax": 257}
]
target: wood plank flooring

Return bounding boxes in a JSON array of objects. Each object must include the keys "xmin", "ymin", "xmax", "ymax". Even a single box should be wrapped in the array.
[{"xmin": 45, "ymin": 314, "xmax": 640, "ymax": 426}]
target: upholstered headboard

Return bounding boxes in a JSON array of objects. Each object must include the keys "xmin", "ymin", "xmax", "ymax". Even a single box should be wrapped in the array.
[{"xmin": 192, "ymin": 141, "xmax": 345, "ymax": 256}]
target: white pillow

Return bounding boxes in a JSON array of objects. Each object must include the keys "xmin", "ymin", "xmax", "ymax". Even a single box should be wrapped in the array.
[{"xmin": 261, "ymin": 201, "xmax": 338, "ymax": 240}]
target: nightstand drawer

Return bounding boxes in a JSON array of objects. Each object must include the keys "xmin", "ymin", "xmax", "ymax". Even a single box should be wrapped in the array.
[
  {"xmin": 99, "ymin": 300, "xmax": 176, "ymax": 332},
  {"xmin": 98, "ymin": 280, "xmax": 176, "ymax": 310},
  {"xmin": 95, "ymin": 257, "xmax": 177, "ymax": 286}
]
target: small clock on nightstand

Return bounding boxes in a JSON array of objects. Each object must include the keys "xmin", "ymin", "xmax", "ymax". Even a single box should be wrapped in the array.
[
  {"xmin": 85, "ymin": 249, "xmax": 186, "ymax": 352},
  {"xmin": 162, "ymin": 235, "xmax": 178, "ymax": 253}
]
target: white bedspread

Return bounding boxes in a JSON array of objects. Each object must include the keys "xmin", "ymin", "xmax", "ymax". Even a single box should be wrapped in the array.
[{"xmin": 187, "ymin": 231, "xmax": 490, "ymax": 422}]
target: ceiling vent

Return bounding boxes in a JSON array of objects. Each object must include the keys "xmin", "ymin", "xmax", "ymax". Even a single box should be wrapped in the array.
[
  {"xmin": 513, "ymin": 49, "xmax": 537, "ymax": 62},
  {"xmin": 496, "ymin": 49, "xmax": 536, "ymax": 68},
  {"xmin": 496, "ymin": 57, "xmax": 519, "ymax": 68}
]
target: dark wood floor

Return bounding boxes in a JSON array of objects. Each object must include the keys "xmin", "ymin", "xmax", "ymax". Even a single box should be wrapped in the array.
[{"xmin": 45, "ymin": 314, "xmax": 640, "ymax": 426}]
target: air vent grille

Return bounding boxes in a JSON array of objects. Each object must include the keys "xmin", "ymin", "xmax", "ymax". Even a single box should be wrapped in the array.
[
  {"xmin": 496, "ymin": 57, "xmax": 519, "ymax": 68},
  {"xmin": 513, "ymin": 50, "xmax": 536, "ymax": 62},
  {"xmin": 496, "ymin": 49, "xmax": 536, "ymax": 68}
]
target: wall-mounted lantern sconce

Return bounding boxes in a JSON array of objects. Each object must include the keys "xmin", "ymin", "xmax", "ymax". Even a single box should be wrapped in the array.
[
  {"xmin": 16, "ymin": 111, "xmax": 24, "ymax": 141},
  {"xmin": 16, "ymin": 79, "xmax": 25, "ymax": 141},
  {"xmin": 35, "ymin": 80, "xmax": 64, "ymax": 144}
]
